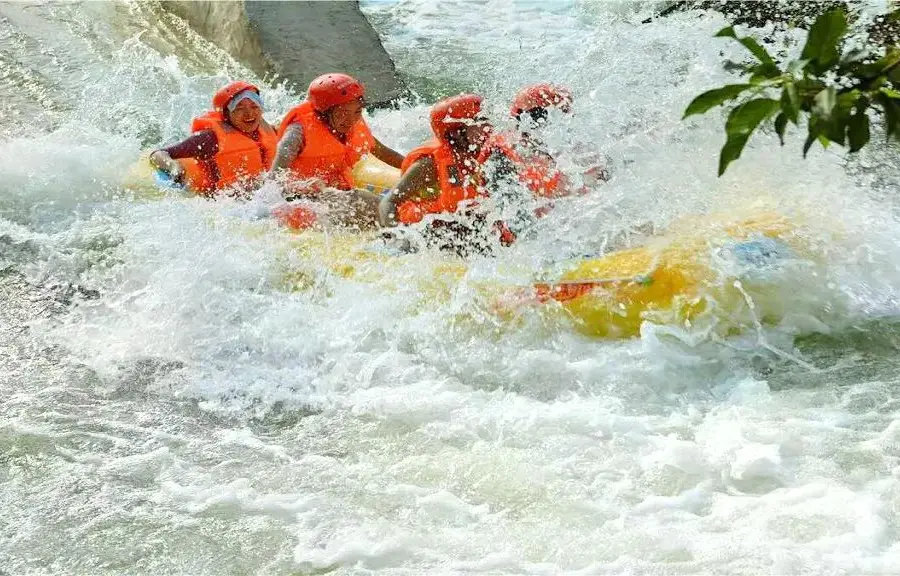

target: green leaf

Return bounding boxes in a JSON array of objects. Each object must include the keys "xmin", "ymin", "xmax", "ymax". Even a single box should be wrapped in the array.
[
  {"xmin": 880, "ymin": 94, "xmax": 900, "ymax": 139},
  {"xmin": 787, "ymin": 59, "xmax": 810, "ymax": 75},
  {"xmin": 715, "ymin": 24, "xmax": 776, "ymax": 66},
  {"xmin": 737, "ymin": 36, "xmax": 776, "ymax": 66},
  {"xmin": 717, "ymin": 98, "xmax": 780, "ymax": 175},
  {"xmin": 801, "ymin": 8, "xmax": 848, "ymax": 72},
  {"xmin": 858, "ymin": 64, "xmax": 887, "ymax": 81},
  {"xmin": 879, "ymin": 86, "xmax": 900, "ymax": 99},
  {"xmin": 837, "ymin": 90, "xmax": 862, "ymax": 109},
  {"xmin": 796, "ymin": 77, "xmax": 827, "ymax": 106},
  {"xmin": 823, "ymin": 116, "xmax": 847, "ymax": 145},
  {"xmin": 775, "ymin": 112, "xmax": 788, "ymax": 145},
  {"xmin": 857, "ymin": 48, "xmax": 900, "ymax": 80},
  {"xmin": 848, "ymin": 110, "xmax": 870, "ymax": 152},
  {"xmin": 802, "ymin": 132, "xmax": 817, "ymax": 157},
  {"xmin": 726, "ymin": 98, "xmax": 781, "ymax": 135},
  {"xmin": 749, "ymin": 63, "xmax": 783, "ymax": 84},
  {"xmin": 889, "ymin": 67, "xmax": 900, "ymax": 84},
  {"xmin": 803, "ymin": 117, "xmax": 823, "ymax": 157},
  {"xmin": 820, "ymin": 92, "xmax": 855, "ymax": 146},
  {"xmin": 715, "ymin": 26, "xmax": 737, "ymax": 38},
  {"xmin": 879, "ymin": 48, "xmax": 900, "ymax": 72},
  {"xmin": 718, "ymin": 133, "xmax": 751, "ymax": 176},
  {"xmin": 781, "ymin": 82, "xmax": 800, "ymax": 123},
  {"xmin": 683, "ymin": 84, "xmax": 754, "ymax": 118},
  {"xmin": 814, "ymin": 87, "xmax": 837, "ymax": 118}
]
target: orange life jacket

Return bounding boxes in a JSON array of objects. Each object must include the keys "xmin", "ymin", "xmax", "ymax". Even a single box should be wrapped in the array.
[
  {"xmin": 479, "ymin": 131, "xmax": 565, "ymax": 199},
  {"xmin": 179, "ymin": 111, "xmax": 278, "ymax": 195},
  {"xmin": 396, "ymin": 139, "xmax": 484, "ymax": 225},
  {"xmin": 277, "ymin": 101, "xmax": 375, "ymax": 190}
]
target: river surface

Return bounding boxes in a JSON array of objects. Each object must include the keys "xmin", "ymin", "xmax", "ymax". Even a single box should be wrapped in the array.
[{"xmin": 3, "ymin": 1, "xmax": 900, "ymax": 574}]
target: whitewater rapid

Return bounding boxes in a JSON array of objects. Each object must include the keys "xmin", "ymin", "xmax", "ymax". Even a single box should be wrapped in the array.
[{"xmin": 3, "ymin": 1, "xmax": 900, "ymax": 574}]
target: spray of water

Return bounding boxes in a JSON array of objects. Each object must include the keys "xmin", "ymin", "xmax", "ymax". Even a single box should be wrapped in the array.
[{"xmin": 3, "ymin": 1, "xmax": 900, "ymax": 574}]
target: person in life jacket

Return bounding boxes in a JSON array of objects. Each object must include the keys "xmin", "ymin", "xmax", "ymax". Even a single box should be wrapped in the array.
[
  {"xmin": 269, "ymin": 72, "xmax": 404, "ymax": 229},
  {"xmin": 378, "ymin": 94, "xmax": 512, "ymax": 255},
  {"xmin": 480, "ymin": 83, "xmax": 609, "ymax": 210},
  {"xmin": 149, "ymin": 81, "xmax": 278, "ymax": 196}
]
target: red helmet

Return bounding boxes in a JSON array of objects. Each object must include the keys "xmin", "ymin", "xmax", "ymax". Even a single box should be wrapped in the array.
[
  {"xmin": 430, "ymin": 94, "xmax": 485, "ymax": 141},
  {"xmin": 510, "ymin": 83, "xmax": 572, "ymax": 117},
  {"xmin": 307, "ymin": 73, "xmax": 365, "ymax": 112},
  {"xmin": 213, "ymin": 81, "xmax": 260, "ymax": 111}
]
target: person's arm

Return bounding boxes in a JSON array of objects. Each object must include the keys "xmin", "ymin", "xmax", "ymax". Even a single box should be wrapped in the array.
[
  {"xmin": 269, "ymin": 123, "xmax": 305, "ymax": 174},
  {"xmin": 371, "ymin": 136, "xmax": 404, "ymax": 169},
  {"xmin": 571, "ymin": 143, "xmax": 611, "ymax": 188},
  {"xmin": 149, "ymin": 130, "xmax": 218, "ymax": 181},
  {"xmin": 581, "ymin": 165, "xmax": 610, "ymax": 187},
  {"xmin": 378, "ymin": 157, "xmax": 437, "ymax": 227}
]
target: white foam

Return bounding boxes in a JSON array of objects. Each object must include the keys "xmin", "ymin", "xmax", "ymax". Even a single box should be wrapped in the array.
[{"xmin": 4, "ymin": 0, "xmax": 900, "ymax": 574}]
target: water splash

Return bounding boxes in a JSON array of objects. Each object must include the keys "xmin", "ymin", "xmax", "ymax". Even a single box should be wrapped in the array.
[{"xmin": 4, "ymin": 1, "xmax": 900, "ymax": 574}]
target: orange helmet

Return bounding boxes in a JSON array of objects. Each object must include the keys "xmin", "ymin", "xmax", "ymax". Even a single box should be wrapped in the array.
[
  {"xmin": 510, "ymin": 83, "xmax": 572, "ymax": 117},
  {"xmin": 430, "ymin": 94, "xmax": 486, "ymax": 141},
  {"xmin": 307, "ymin": 73, "xmax": 365, "ymax": 112},
  {"xmin": 213, "ymin": 81, "xmax": 260, "ymax": 111}
]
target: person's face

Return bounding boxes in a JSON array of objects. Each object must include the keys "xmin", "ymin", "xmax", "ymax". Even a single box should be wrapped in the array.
[
  {"xmin": 229, "ymin": 98, "xmax": 262, "ymax": 133},
  {"xmin": 327, "ymin": 99, "xmax": 365, "ymax": 134}
]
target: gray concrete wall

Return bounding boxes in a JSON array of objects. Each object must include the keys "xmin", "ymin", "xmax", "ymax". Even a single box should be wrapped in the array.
[
  {"xmin": 161, "ymin": 1, "xmax": 270, "ymax": 73},
  {"xmin": 161, "ymin": 0, "xmax": 404, "ymax": 106}
]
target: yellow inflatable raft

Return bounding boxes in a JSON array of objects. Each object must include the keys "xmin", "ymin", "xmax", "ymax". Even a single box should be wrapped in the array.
[
  {"xmin": 127, "ymin": 153, "xmax": 814, "ymax": 340},
  {"xmin": 350, "ymin": 155, "xmax": 401, "ymax": 195},
  {"xmin": 511, "ymin": 210, "xmax": 805, "ymax": 338},
  {"xmin": 269, "ymin": 207, "xmax": 810, "ymax": 340}
]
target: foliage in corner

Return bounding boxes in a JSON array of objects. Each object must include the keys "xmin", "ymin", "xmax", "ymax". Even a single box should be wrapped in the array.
[{"xmin": 684, "ymin": 7, "xmax": 900, "ymax": 175}]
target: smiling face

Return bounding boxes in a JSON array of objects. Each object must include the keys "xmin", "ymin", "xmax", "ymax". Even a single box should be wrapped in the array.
[
  {"xmin": 326, "ymin": 98, "xmax": 365, "ymax": 135},
  {"xmin": 228, "ymin": 98, "xmax": 262, "ymax": 134}
]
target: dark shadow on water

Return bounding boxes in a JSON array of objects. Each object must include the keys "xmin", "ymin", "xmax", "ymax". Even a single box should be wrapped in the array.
[
  {"xmin": 762, "ymin": 318, "xmax": 900, "ymax": 391},
  {"xmin": 249, "ymin": 400, "xmax": 321, "ymax": 432}
]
